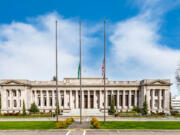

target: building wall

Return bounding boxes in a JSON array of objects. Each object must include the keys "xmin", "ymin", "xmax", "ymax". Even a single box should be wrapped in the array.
[{"xmin": 0, "ymin": 78, "xmax": 171, "ymax": 114}]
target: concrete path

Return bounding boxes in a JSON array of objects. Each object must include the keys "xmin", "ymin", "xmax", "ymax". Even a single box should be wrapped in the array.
[
  {"xmin": 0, "ymin": 130, "xmax": 180, "ymax": 135},
  {"xmin": 0, "ymin": 116, "xmax": 180, "ymax": 121},
  {"xmin": 68, "ymin": 122, "xmax": 90, "ymax": 129}
]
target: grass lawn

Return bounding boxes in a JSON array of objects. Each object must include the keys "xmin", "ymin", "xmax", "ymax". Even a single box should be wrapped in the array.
[
  {"xmin": 0, "ymin": 121, "xmax": 56, "ymax": 130},
  {"xmin": 100, "ymin": 121, "xmax": 180, "ymax": 129},
  {"xmin": 0, "ymin": 115, "xmax": 52, "ymax": 118}
]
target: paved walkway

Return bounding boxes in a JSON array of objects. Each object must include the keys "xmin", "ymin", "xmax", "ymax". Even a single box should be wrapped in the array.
[
  {"xmin": 0, "ymin": 130, "xmax": 180, "ymax": 135},
  {"xmin": 0, "ymin": 116, "xmax": 180, "ymax": 121},
  {"xmin": 68, "ymin": 122, "xmax": 90, "ymax": 129}
]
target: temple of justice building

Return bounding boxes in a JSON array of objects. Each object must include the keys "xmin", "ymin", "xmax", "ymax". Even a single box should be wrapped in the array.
[{"xmin": 0, "ymin": 78, "xmax": 171, "ymax": 116}]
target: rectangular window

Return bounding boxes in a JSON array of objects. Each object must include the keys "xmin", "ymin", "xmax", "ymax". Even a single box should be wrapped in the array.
[
  {"xmin": 61, "ymin": 95, "xmax": 64, "ymax": 106},
  {"xmin": 50, "ymin": 97, "xmax": 52, "ymax": 106},
  {"xmin": 38, "ymin": 97, "xmax": 41, "ymax": 106},
  {"xmin": 114, "ymin": 95, "xmax": 117, "ymax": 106},
  {"xmin": 13, "ymin": 90, "xmax": 16, "ymax": 97},
  {"xmin": 44, "ymin": 97, "xmax": 46, "ymax": 106},
  {"xmin": 162, "ymin": 90, "xmax": 164, "ymax": 96},
  {"xmin": 131, "ymin": 95, "xmax": 134, "ymax": 106},
  {"xmin": 7, "ymin": 90, "xmax": 9, "ymax": 97},
  {"xmin": 125, "ymin": 95, "xmax": 129, "ymax": 106},
  {"xmin": 155, "ymin": 100, "xmax": 158, "ymax": 107},
  {"xmin": 108, "ymin": 95, "xmax": 111, "ymax": 106},
  {"xmin": 155, "ymin": 91, "xmax": 158, "ymax": 96},
  {"xmin": 119, "ymin": 95, "xmax": 122, "ymax": 106},
  {"xmin": 14, "ymin": 100, "xmax": 17, "ymax": 107},
  {"xmin": 161, "ymin": 100, "xmax": 164, "ymax": 108}
]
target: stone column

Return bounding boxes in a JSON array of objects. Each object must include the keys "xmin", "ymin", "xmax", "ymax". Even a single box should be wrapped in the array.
[
  {"xmin": 59, "ymin": 90, "xmax": 61, "ymax": 109},
  {"xmin": 105, "ymin": 90, "xmax": 108, "ymax": 109},
  {"xmin": 40, "ymin": 90, "xmax": 43, "ymax": 109},
  {"xmin": 82, "ymin": 90, "xmax": 84, "ymax": 108},
  {"xmin": 135, "ymin": 90, "xmax": 137, "ymax": 106},
  {"xmin": 164, "ymin": 89, "xmax": 169, "ymax": 111},
  {"xmin": 69, "ymin": 90, "xmax": 72, "ymax": 108},
  {"xmin": 10, "ymin": 90, "xmax": 12, "ymax": 109},
  {"xmin": 117, "ymin": 90, "xmax": 119, "ymax": 109},
  {"xmin": 64, "ymin": 90, "xmax": 66, "ymax": 108},
  {"xmin": 152, "ymin": 89, "xmax": 155, "ymax": 110},
  {"xmin": 158, "ymin": 89, "xmax": 162, "ymax": 111},
  {"xmin": 88, "ymin": 90, "xmax": 90, "ymax": 108},
  {"xmin": 75, "ymin": 90, "xmax": 78, "ymax": 108},
  {"xmin": 34, "ymin": 90, "xmax": 37, "ymax": 105},
  {"xmin": 46, "ymin": 90, "xmax": 49, "ymax": 109},
  {"xmin": 93, "ymin": 91, "xmax": 96, "ymax": 109},
  {"xmin": 99, "ymin": 90, "xmax": 102, "ymax": 108},
  {"xmin": 129, "ymin": 90, "xmax": 131, "ymax": 109},
  {"xmin": 146, "ymin": 89, "xmax": 150, "ymax": 111},
  {"xmin": 122, "ymin": 90, "xmax": 125, "ymax": 109},
  {"xmin": 52, "ymin": 90, "xmax": 55, "ymax": 109}
]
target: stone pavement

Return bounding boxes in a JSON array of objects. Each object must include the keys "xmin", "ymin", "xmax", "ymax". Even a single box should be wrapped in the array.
[
  {"xmin": 0, "ymin": 116, "xmax": 180, "ymax": 121},
  {"xmin": 0, "ymin": 130, "xmax": 180, "ymax": 135},
  {"xmin": 68, "ymin": 122, "xmax": 90, "ymax": 129}
]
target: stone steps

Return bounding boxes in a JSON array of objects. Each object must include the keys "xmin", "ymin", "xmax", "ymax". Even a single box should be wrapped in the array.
[{"xmin": 62, "ymin": 109, "xmax": 105, "ymax": 116}]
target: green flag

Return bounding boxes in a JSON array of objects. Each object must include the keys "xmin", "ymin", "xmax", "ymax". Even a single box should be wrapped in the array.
[{"xmin": 78, "ymin": 63, "xmax": 80, "ymax": 79}]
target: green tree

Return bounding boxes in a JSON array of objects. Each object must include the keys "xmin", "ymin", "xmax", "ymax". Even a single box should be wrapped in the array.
[
  {"xmin": 132, "ymin": 106, "xmax": 140, "ymax": 113},
  {"xmin": 56, "ymin": 101, "xmax": 60, "ymax": 115},
  {"xmin": 142, "ymin": 95, "xmax": 148, "ymax": 115},
  {"xmin": 109, "ymin": 95, "xmax": 116, "ymax": 115},
  {"xmin": 23, "ymin": 100, "xmax": 26, "ymax": 115},
  {"xmin": 29, "ymin": 102, "xmax": 39, "ymax": 113}
]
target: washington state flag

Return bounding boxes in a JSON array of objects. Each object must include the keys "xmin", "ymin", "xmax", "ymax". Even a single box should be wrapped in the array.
[{"xmin": 78, "ymin": 63, "xmax": 80, "ymax": 79}]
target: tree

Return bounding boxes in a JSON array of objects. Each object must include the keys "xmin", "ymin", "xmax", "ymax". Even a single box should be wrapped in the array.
[
  {"xmin": 29, "ymin": 102, "xmax": 39, "ymax": 113},
  {"xmin": 56, "ymin": 102, "xmax": 60, "ymax": 115},
  {"xmin": 142, "ymin": 95, "xmax": 148, "ymax": 115},
  {"xmin": 23, "ymin": 100, "xmax": 26, "ymax": 115},
  {"xmin": 109, "ymin": 95, "xmax": 116, "ymax": 115}
]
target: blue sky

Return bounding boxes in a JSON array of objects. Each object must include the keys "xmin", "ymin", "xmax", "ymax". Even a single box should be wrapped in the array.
[{"xmin": 0, "ymin": 0, "xmax": 180, "ymax": 95}]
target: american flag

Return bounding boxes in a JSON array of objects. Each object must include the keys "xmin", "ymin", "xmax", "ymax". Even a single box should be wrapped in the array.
[{"xmin": 102, "ymin": 59, "xmax": 104, "ymax": 77}]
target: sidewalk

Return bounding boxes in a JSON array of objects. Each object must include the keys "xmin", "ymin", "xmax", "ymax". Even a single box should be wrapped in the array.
[{"xmin": 0, "ymin": 116, "xmax": 179, "ymax": 121}]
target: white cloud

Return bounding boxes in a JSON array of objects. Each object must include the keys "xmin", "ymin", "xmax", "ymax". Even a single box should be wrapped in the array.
[
  {"xmin": 108, "ymin": 2, "xmax": 180, "ymax": 95},
  {"xmin": 0, "ymin": 12, "xmax": 101, "ymax": 81}
]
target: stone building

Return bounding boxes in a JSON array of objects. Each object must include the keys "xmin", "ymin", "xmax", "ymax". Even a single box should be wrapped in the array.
[{"xmin": 0, "ymin": 78, "xmax": 171, "ymax": 116}]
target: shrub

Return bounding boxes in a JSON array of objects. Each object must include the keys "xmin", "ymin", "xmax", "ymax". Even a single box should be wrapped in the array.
[
  {"xmin": 93, "ymin": 121, "xmax": 100, "ymax": 128},
  {"xmin": 91, "ymin": 117, "xmax": 97, "ymax": 124},
  {"xmin": 132, "ymin": 106, "xmax": 140, "ymax": 113},
  {"xmin": 23, "ymin": 100, "xmax": 26, "ymax": 116},
  {"xmin": 56, "ymin": 121, "xmax": 67, "ymax": 129},
  {"xmin": 90, "ymin": 117, "xmax": 100, "ymax": 129},
  {"xmin": 29, "ymin": 102, "xmax": 39, "ymax": 113},
  {"xmin": 66, "ymin": 117, "xmax": 74, "ymax": 125},
  {"xmin": 142, "ymin": 96, "xmax": 148, "ymax": 115},
  {"xmin": 109, "ymin": 95, "xmax": 116, "ymax": 115},
  {"xmin": 56, "ymin": 117, "xmax": 74, "ymax": 129}
]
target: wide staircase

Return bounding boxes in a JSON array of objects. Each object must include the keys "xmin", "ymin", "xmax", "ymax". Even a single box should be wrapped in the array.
[{"xmin": 62, "ymin": 109, "xmax": 105, "ymax": 116}]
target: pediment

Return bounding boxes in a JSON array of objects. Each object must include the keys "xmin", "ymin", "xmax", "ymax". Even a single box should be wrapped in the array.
[
  {"xmin": 0, "ymin": 80, "xmax": 26, "ymax": 86},
  {"xmin": 149, "ymin": 80, "xmax": 170, "ymax": 85}
]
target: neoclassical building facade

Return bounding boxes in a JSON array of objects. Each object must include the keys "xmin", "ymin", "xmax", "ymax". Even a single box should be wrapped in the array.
[{"xmin": 0, "ymin": 78, "xmax": 171, "ymax": 116}]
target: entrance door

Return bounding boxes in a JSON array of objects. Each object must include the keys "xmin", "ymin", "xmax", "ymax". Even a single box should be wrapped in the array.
[{"xmin": 84, "ymin": 95, "xmax": 88, "ymax": 108}]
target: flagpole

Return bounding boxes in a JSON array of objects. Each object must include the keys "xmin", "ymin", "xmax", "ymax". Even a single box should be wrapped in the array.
[
  {"xmin": 103, "ymin": 20, "xmax": 106, "ymax": 124},
  {"xmin": 55, "ymin": 20, "xmax": 59, "ymax": 122},
  {"xmin": 79, "ymin": 21, "xmax": 82, "ymax": 124}
]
